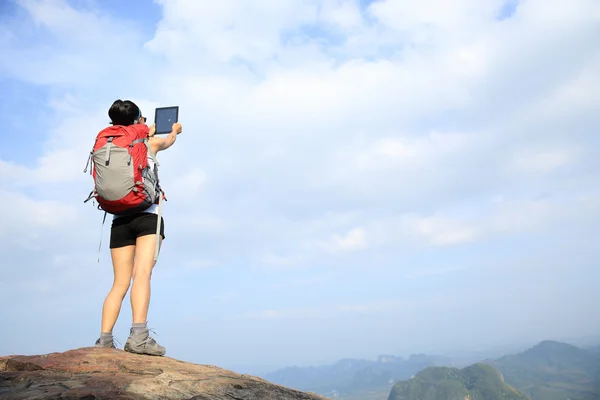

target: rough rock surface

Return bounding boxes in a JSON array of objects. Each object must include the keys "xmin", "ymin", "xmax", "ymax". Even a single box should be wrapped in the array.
[{"xmin": 0, "ymin": 347, "xmax": 328, "ymax": 400}]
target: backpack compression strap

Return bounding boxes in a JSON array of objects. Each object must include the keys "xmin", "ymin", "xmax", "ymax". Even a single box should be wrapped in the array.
[
  {"xmin": 142, "ymin": 138, "xmax": 162, "ymax": 261},
  {"xmin": 98, "ymin": 211, "xmax": 107, "ymax": 263},
  {"xmin": 154, "ymin": 193, "xmax": 163, "ymax": 261}
]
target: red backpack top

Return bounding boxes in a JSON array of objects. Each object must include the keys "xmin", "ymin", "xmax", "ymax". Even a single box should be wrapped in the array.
[{"xmin": 84, "ymin": 123, "xmax": 162, "ymax": 215}]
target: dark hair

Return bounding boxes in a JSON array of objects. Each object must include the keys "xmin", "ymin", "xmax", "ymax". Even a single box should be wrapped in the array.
[{"xmin": 108, "ymin": 99, "xmax": 140, "ymax": 126}]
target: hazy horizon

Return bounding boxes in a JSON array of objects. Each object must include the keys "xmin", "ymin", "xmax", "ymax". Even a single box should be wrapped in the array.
[
  {"xmin": 229, "ymin": 333, "xmax": 600, "ymax": 375},
  {"xmin": 1, "ymin": 0, "xmax": 599, "ymax": 372}
]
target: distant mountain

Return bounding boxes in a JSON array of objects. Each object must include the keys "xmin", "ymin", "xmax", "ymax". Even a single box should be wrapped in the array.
[
  {"xmin": 487, "ymin": 340, "xmax": 600, "ymax": 400},
  {"xmin": 261, "ymin": 353, "xmax": 453, "ymax": 398},
  {"xmin": 261, "ymin": 340, "xmax": 600, "ymax": 400},
  {"xmin": 387, "ymin": 363, "xmax": 529, "ymax": 400}
]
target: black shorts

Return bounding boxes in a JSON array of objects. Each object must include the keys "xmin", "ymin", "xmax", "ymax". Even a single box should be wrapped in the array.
[{"xmin": 110, "ymin": 213, "xmax": 165, "ymax": 249}]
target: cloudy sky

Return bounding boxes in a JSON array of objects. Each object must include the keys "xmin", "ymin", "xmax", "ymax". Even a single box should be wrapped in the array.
[{"xmin": 1, "ymin": 0, "xmax": 599, "ymax": 373}]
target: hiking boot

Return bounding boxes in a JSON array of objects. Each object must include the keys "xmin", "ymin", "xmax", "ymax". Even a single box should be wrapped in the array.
[
  {"xmin": 95, "ymin": 337, "xmax": 116, "ymax": 348},
  {"xmin": 124, "ymin": 328, "xmax": 166, "ymax": 356}
]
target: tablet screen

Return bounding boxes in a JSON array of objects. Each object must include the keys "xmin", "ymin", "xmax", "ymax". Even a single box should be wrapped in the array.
[{"xmin": 154, "ymin": 106, "xmax": 179, "ymax": 134}]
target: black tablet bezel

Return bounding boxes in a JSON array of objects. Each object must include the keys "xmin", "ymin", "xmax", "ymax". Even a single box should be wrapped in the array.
[{"xmin": 154, "ymin": 106, "xmax": 179, "ymax": 135}]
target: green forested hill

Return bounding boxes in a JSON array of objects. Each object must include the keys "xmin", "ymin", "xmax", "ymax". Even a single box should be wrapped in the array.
[
  {"xmin": 387, "ymin": 363, "xmax": 529, "ymax": 400},
  {"xmin": 487, "ymin": 340, "xmax": 600, "ymax": 400}
]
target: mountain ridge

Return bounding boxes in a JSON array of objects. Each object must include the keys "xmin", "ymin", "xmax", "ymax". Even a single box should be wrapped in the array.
[
  {"xmin": 260, "ymin": 340, "xmax": 600, "ymax": 400},
  {"xmin": 486, "ymin": 340, "xmax": 600, "ymax": 400},
  {"xmin": 262, "ymin": 352, "xmax": 454, "ymax": 397}
]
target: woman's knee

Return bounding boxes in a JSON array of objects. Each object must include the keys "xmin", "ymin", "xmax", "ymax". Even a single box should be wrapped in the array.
[
  {"xmin": 111, "ymin": 281, "xmax": 131, "ymax": 296},
  {"xmin": 132, "ymin": 264, "xmax": 153, "ymax": 281}
]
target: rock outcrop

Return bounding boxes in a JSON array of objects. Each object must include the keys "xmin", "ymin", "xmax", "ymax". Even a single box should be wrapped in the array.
[{"xmin": 0, "ymin": 347, "xmax": 328, "ymax": 400}]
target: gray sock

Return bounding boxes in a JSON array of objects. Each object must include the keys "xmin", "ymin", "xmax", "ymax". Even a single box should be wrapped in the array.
[
  {"xmin": 99, "ymin": 332, "xmax": 113, "ymax": 345},
  {"xmin": 131, "ymin": 322, "xmax": 148, "ymax": 335}
]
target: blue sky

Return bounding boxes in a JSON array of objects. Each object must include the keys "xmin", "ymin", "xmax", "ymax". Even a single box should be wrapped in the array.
[{"xmin": 1, "ymin": 0, "xmax": 599, "ymax": 374}]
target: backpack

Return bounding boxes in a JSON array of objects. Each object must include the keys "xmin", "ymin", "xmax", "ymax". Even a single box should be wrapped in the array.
[{"xmin": 83, "ymin": 123, "xmax": 165, "ymax": 260}]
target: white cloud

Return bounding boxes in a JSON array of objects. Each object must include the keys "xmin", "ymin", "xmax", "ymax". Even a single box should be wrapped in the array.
[
  {"xmin": 260, "ymin": 253, "xmax": 305, "ymax": 268},
  {"xmin": 354, "ymin": 131, "xmax": 478, "ymax": 172},
  {"xmin": 512, "ymin": 150, "xmax": 573, "ymax": 174},
  {"xmin": 237, "ymin": 300, "xmax": 407, "ymax": 321},
  {"xmin": 147, "ymin": 0, "xmax": 318, "ymax": 66},
  {"xmin": 167, "ymin": 167, "xmax": 207, "ymax": 202},
  {"xmin": 0, "ymin": 189, "xmax": 79, "ymax": 240},
  {"xmin": 414, "ymin": 215, "xmax": 479, "ymax": 246},
  {"xmin": 406, "ymin": 195, "xmax": 599, "ymax": 248},
  {"xmin": 320, "ymin": 0, "xmax": 364, "ymax": 31},
  {"xmin": 319, "ymin": 227, "xmax": 367, "ymax": 253},
  {"xmin": 369, "ymin": 0, "xmax": 505, "ymax": 34},
  {"xmin": 531, "ymin": 54, "xmax": 600, "ymax": 117},
  {"xmin": 1, "ymin": 0, "xmax": 151, "ymax": 86}
]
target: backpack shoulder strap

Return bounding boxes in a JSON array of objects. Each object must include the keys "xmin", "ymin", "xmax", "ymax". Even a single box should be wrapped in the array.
[{"xmin": 144, "ymin": 139, "xmax": 160, "ymax": 167}]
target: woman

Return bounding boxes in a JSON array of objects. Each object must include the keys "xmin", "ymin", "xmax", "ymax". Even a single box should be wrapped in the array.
[{"xmin": 94, "ymin": 99, "xmax": 182, "ymax": 356}]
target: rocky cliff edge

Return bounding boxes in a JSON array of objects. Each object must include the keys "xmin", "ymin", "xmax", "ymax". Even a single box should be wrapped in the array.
[{"xmin": 0, "ymin": 347, "xmax": 328, "ymax": 400}]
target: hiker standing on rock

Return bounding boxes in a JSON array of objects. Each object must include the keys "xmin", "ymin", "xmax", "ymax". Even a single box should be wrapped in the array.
[{"xmin": 84, "ymin": 99, "xmax": 182, "ymax": 355}]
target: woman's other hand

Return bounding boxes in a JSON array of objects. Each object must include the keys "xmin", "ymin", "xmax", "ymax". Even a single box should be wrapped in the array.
[{"xmin": 172, "ymin": 122, "xmax": 182, "ymax": 135}]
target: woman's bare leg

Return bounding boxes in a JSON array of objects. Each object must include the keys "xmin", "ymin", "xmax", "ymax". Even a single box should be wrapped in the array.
[
  {"xmin": 130, "ymin": 234, "xmax": 161, "ymax": 323},
  {"xmin": 124, "ymin": 233, "xmax": 166, "ymax": 356},
  {"xmin": 101, "ymin": 245, "xmax": 135, "ymax": 333}
]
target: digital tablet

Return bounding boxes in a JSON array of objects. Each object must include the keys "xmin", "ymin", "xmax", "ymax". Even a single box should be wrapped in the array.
[{"xmin": 154, "ymin": 106, "xmax": 179, "ymax": 135}]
